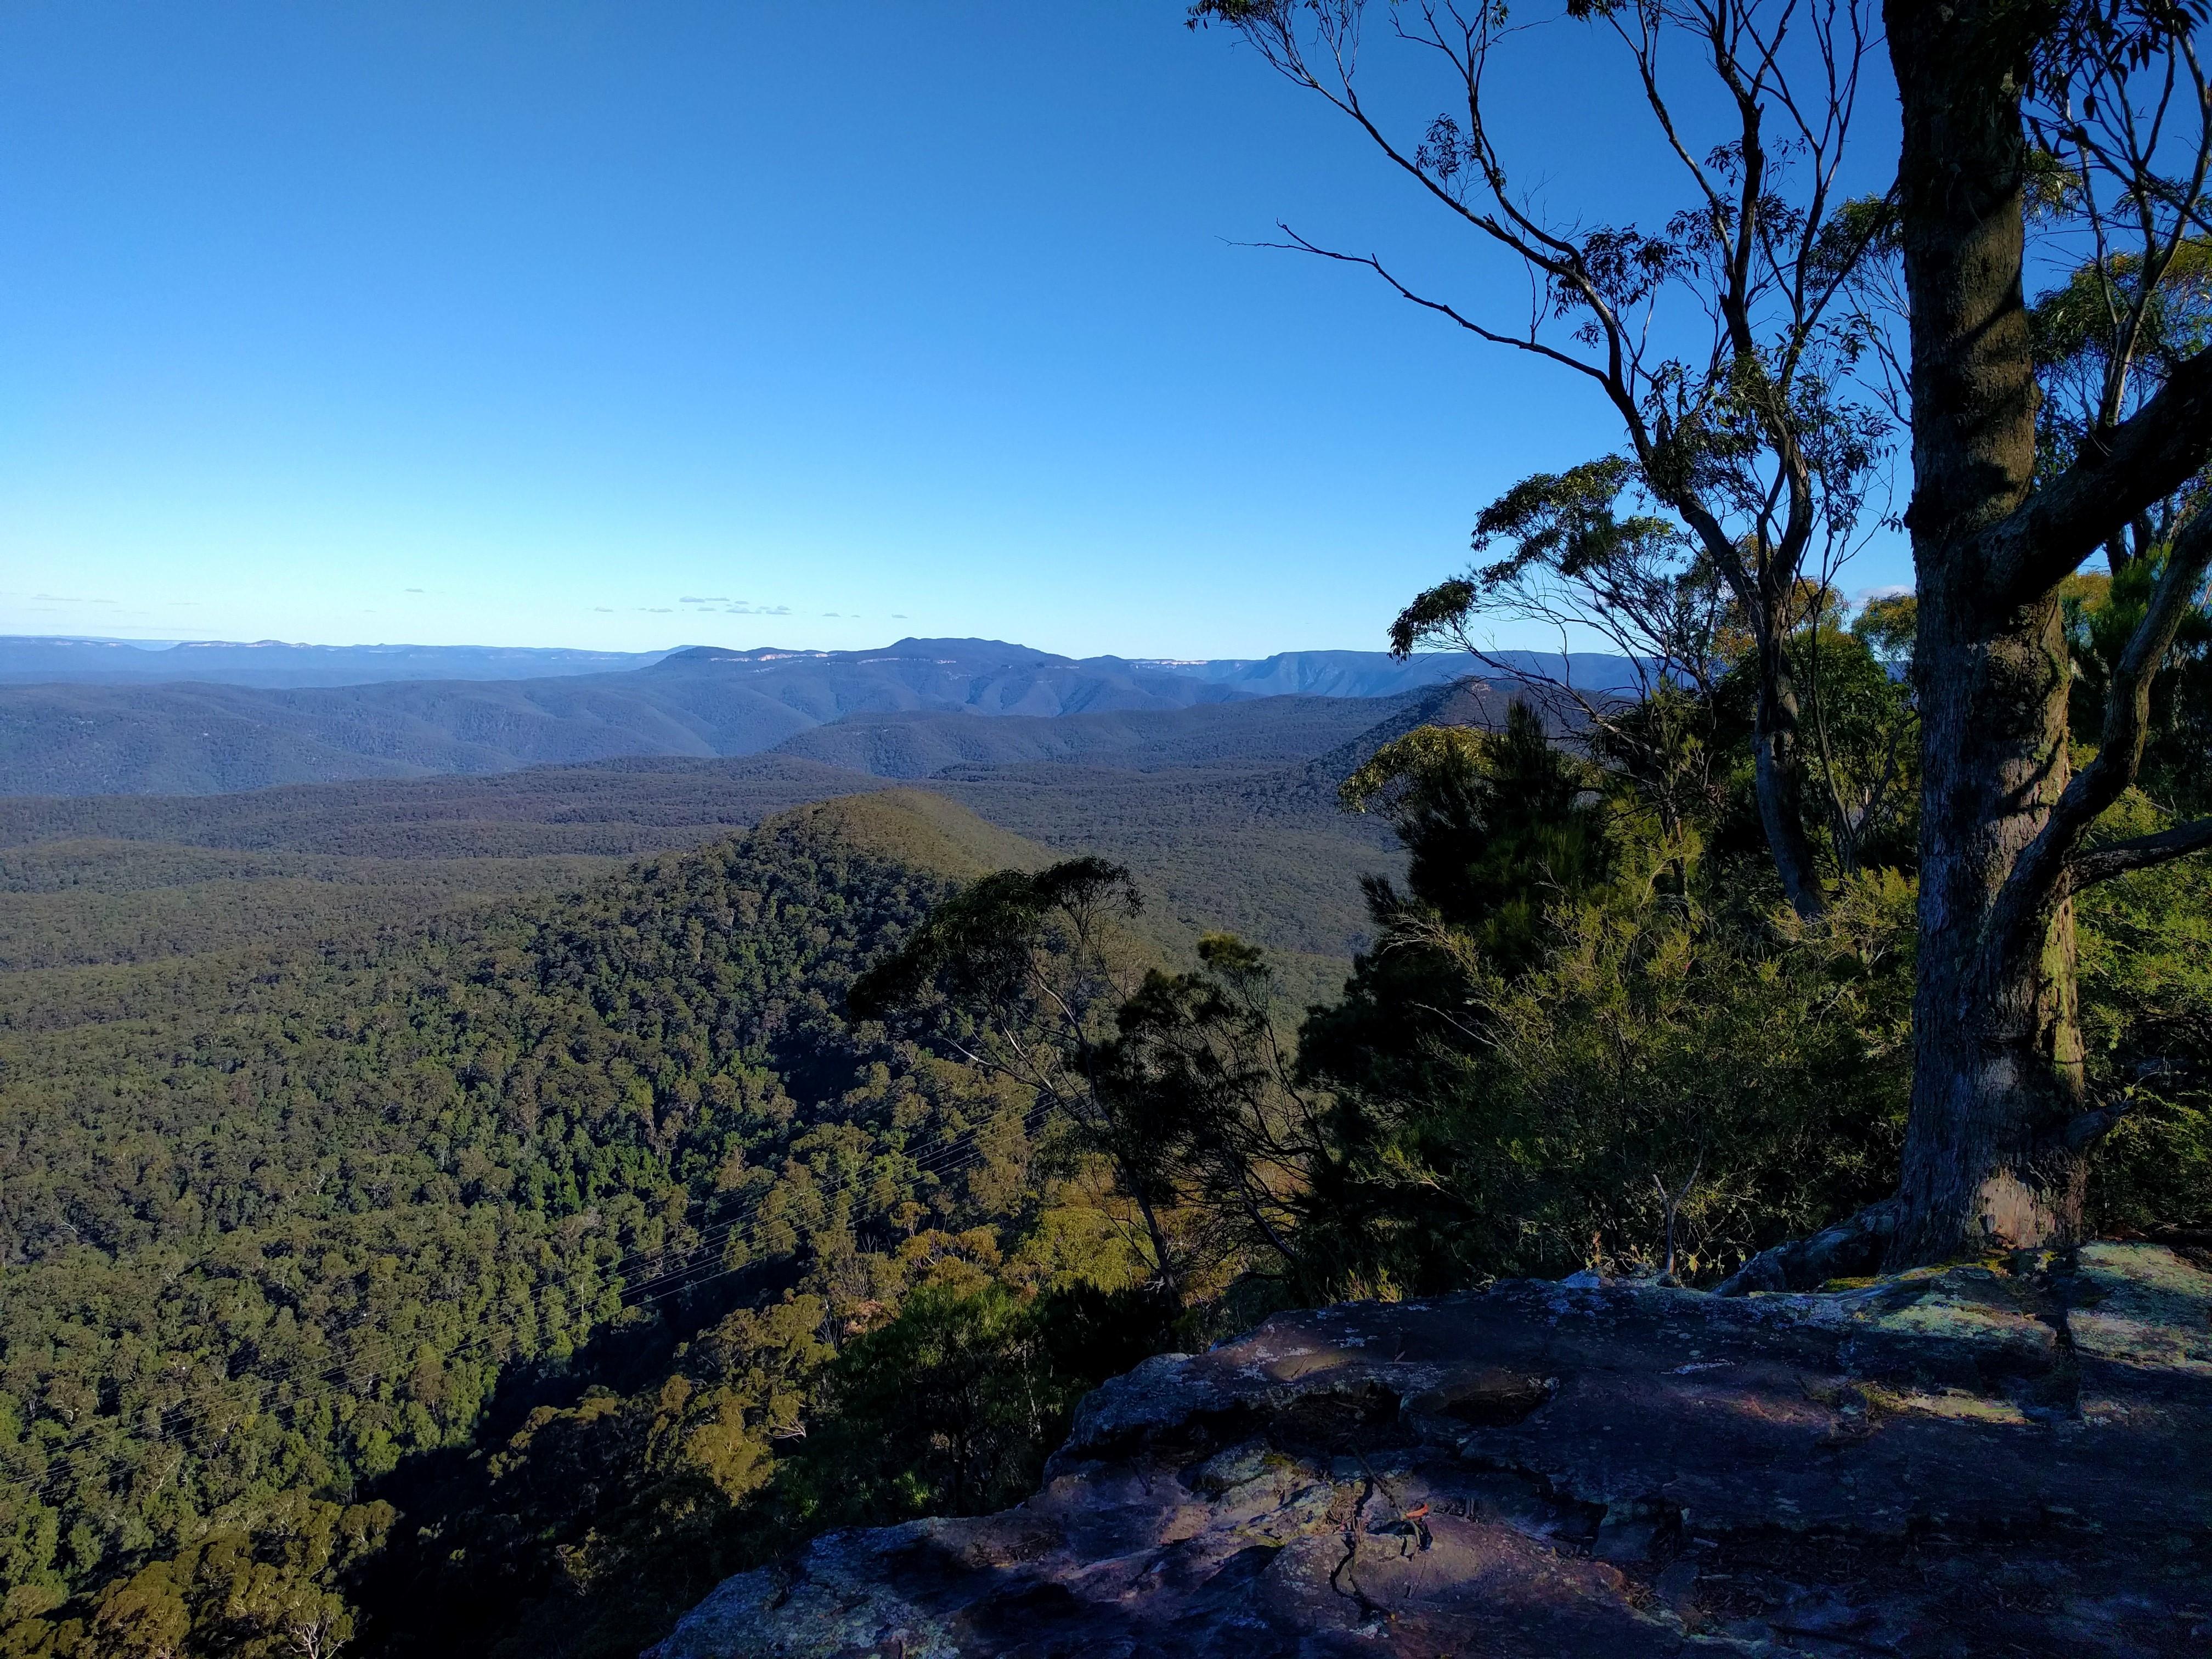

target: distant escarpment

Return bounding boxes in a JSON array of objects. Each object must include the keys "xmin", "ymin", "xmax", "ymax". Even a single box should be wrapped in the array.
[{"xmin": 653, "ymin": 1244, "xmax": 2212, "ymax": 1658}]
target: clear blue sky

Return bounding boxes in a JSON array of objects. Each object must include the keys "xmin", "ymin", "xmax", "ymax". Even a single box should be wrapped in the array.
[{"xmin": 0, "ymin": 1, "xmax": 1909, "ymax": 659}]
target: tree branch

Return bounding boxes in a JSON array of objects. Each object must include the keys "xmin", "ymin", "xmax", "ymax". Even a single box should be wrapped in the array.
[
  {"xmin": 1986, "ymin": 501, "xmax": 2212, "ymax": 950},
  {"xmin": 1261, "ymin": 226, "xmax": 1615, "ymax": 388},
  {"xmin": 2079, "ymin": 502, "xmax": 2212, "ymax": 793},
  {"xmin": 2073, "ymin": 815, "xmax": 2212, "ymax": 886},
  {"xmin": 1989, "ymin": 341, "xmax": 2212, "ymax": 601}
]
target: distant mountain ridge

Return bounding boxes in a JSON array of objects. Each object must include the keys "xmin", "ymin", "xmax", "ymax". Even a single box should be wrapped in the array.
[
  {"xmin": 1134, "ymin": 648, "xmax": 1639, "ymax": 699},
  {"xmin": 639, "ymin": 639, "xmax": 1242, "ymax": 718},
  {"xmin": 1, "ymin": 634, "xmax": 1639, "ymax": 697},
  {"xmin": 0, "ymin": 636, "xmax": 673, "ymax": 687},
  {"xmin": 0, "ymin": 635, "xmax": 1637, "ymax": 798}
]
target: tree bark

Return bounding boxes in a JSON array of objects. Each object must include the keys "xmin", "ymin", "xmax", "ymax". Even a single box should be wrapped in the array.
[
  {"xmin": 1753, "ymin": 627, "xmax": 1827, "ymax": 919},
  {"xmin": 1884, "ymin": 0, "xmax": 2091, "ymax": 1265}
]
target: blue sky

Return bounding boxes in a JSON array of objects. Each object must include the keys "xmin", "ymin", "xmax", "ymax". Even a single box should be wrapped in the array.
[{"xmin": 0, "ymin": 2, "xmax": 1909, "ymax": 659}]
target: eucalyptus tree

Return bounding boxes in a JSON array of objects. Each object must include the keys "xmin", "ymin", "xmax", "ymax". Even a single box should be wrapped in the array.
[
  {"xmin": 1877, "ymin": 0, "xmax": 2212, "ymax": 1265},
  {"xmin": 1195, "ymin": 0, "xmax": 1897, "ymax": 918},
  {"xmin": 1201, "ymin": 0, "xmax": 2212, "ymax": 1269}
]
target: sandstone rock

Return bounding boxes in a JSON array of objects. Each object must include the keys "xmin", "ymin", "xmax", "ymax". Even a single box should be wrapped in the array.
[{"xmin": 650, "ymin": 1244, "xmax": 2212, "ymax": 1657}]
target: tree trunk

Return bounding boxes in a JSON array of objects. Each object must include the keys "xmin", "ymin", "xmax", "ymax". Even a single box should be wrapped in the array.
[
  {"xmin": 1892, "ymin": 587, "xmax": 2091, "ymax": 1261},
  {"xmin": 1131, "ymin": 1181, "xmax": 1182, "ymax": 1304},
  {"xmin": 1753, "ymin": 629, "xmax": 1826, "ymax": 919},
  {"xmin": 1884, "ymin": 0, "xmax": 2091, "ymax": 1266}
]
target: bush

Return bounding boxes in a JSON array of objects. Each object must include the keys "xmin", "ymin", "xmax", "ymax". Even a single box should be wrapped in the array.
[{"xmin": 1297, "ymin": 873, "xmax": 1915, "ymax": 1292}]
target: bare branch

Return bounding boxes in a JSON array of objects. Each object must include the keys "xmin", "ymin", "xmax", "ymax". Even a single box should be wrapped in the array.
[{"xmin": 1261, "ymin": 226, "xmax": 1615, "ymax": 387}]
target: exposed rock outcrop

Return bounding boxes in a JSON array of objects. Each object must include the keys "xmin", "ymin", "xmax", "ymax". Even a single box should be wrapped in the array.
[{"xmin": 651, "ymin": 1244, "xmax": 2212, "ymax": 1657}]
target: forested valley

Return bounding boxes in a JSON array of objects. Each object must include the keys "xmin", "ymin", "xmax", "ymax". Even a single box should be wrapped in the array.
[{"xmin": 1, "ymin": 563, "xmax": 2207, "ymax": 1657}]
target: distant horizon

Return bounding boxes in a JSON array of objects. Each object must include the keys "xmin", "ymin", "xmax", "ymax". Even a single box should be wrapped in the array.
[{"xmin": 0, "ymin": 629, "xmax": 1491, "ymax": 664}]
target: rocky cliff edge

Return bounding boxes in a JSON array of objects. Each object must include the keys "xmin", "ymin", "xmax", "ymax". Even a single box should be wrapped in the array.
[{"xmin": 649, "ymin": 1243, "xmax": 2212, "ymax": 1657}]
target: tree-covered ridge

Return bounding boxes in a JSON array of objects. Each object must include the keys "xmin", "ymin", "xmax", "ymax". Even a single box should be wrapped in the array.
[
  {"xmin": 0, "ymin": 799, "xmax": 1112, "ymax": 1657},
  {"xmin": 0, "ymin": 742, "xmax": 1404, "ymax": 1012}
]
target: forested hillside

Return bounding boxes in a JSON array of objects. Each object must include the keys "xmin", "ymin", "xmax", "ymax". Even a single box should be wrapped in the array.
[
  {"xmin": 762, "ymin": 692, "xmax": 1425, "ymax": 778},
  {"xmin": 0, "ymin": 706, "xmax": 1418, "ymax": 1657},
  {"xmin": 0, "ymin": 794, "xmax": 1186, "ymax": 1657},
  {"xmin": 0, "ymin": 843, "xmax": 607, "ymax": 973}
]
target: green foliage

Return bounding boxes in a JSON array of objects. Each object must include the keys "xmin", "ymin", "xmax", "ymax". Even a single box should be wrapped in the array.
[
  {"xmin": 2066, "ymin": 558, "xmax": 2212, "ymax": 819},
  {"xmin": 2, "ymin": 1496, "xmax": 391, "ymax": 1659},
  {"xmin": 849, "ymin": 857, "xmax": 1190, "ymax": 1295},
  {"xmin": 770, "ymin": 1277, "xmax": 1180, "ymax": 1538},
  {"xmin": 0, "ymin": 810, "xmax": 1105, "ymax": 1657},
  {"xmin": 1302, "ymin": 661, "xmax": 1921, "ymax": 1292},
  {"xmin": 1299, "ymin": 872, "xmax": 1915, "ymax": 1291},
  {"xmin": 1789, "ymin": 615, "xmax": 1920, "ymax": 877},
  {"xmin": 2079, "ymin": 794, "xmax": 2212, "ymax": 1229},
  {"xmin": 2032, "ymin": 235, "xmax": 2212, "ymax": 485},
  {"xmin": 1387, "ymin": 459, "xmax": 1724, "ymax": 701},
  {"xmin": 1340, "ymin": 701, "xmax": 1611, "ymax": 972},
  {"xmin": 1853, "ymin": 592, "xmax": 1916, "ymax": 673},
  {"xmin": 792, "ymin": 1282, "xmax": 1069, "ymax": 1523},
  {"xmin": 0, "ymin": 844, "xmax": 606, "ymax": 972},
  {"xmin": 1301, "ymin": 613, "xmax": 2202, "ymax": 1297},
  {"xmin": 1387, "ymin": 458, "xmax": 1699, "ymax": 661},
  {"xmin": 850, "ymin": 857, "xmax": 1142, "ymax": 1023},
  {"xmin": 1097, "ymin": 935, "xmax": 1323, "ymax": 1289}
]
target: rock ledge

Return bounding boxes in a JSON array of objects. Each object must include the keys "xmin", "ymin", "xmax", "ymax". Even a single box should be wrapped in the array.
[{"xmin": 651, "ymin": 1244, "xmax": 2212, "ymax": 1657}]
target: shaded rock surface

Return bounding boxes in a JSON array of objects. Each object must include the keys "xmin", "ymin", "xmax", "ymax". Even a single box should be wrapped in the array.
[{"xmin": 651, "ymin": 1244, "xmax": 2212, "ymax": 1657}]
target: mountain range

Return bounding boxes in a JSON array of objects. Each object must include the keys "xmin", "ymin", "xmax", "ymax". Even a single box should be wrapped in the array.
[
  {"xmin": 1, "ymin": 634, "xmax": 1635, "ymax": 696},
  {"xmin": 0, "ymin": 636, "xmax": 673, "ymax": 686},
  {"xmin": 0, "ymin": 637, "xmax": 1618, "ymax": 797}
]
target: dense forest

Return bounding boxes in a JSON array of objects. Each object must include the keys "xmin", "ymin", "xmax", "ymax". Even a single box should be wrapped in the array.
[
  {"xmin": 0, "ymin": 725, "xmax": 1408, "ymax": 1657},
  {"xmin": 0, "ymin": 794, "xmax": 1182, "ymax": 1656}
]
